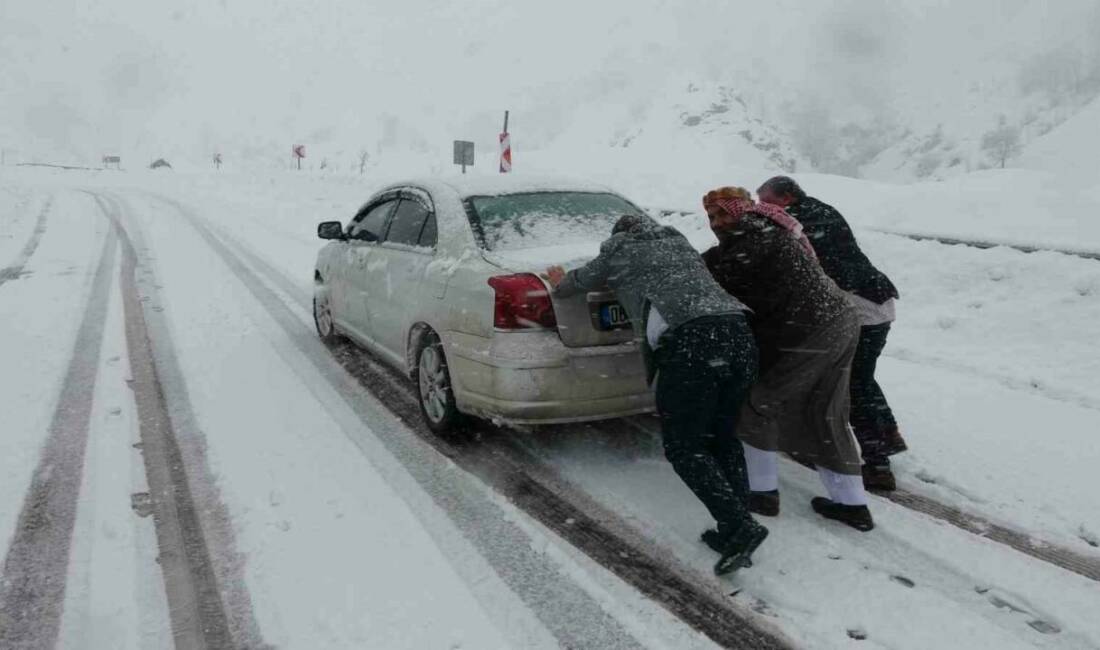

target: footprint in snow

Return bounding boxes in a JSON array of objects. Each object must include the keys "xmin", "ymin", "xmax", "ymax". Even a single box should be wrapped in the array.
[
  {"xmin": 978, "ymin": 586, "xmax": 1061, "ymax": 635},
  {"xmin": 1077, "ymin": 526, "xmax": 1099, "ymax": 548}
]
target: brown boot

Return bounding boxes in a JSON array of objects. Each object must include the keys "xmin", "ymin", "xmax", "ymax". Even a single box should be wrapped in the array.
[
  {"xmin": 883, "ymin": 428, "xmax": 908, "ymax": 456},
  {"xmin": 862, "ymin": 463, "xmax": 897, "ymax": 491},
  {"xmin": 748, "ymin": 490, "xmax": 780, "ymax": 516}
]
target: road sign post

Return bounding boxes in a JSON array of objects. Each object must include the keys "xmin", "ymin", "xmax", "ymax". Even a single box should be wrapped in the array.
[
  {"xmin": 499, "ymin": 110, "xmax": 511, "ymax": 173},
  {"xmin": 453, "ymin": 140, "xmax": 475, "ymax": 174},
  {"xmin": 292, "ymin": 144, "xmax": 305, "ymax": 170}
]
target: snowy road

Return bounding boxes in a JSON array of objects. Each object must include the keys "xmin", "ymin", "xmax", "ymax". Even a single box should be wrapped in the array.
[{"xmin": 1, "ymin": 169, "xmax": 1099, "ymax": 649}]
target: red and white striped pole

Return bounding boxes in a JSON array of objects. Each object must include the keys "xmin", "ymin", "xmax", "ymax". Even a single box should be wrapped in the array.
[{"xmin": 499, "ymin": 110, "xmax": 511, "ymax": 173}]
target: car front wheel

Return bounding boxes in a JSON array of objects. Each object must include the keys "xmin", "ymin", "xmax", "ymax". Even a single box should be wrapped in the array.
[
  {"xmin": 313, "ymin": 293, "xmax": 339, "ymax": 343},
  {"xmin": 415, "ymin": 331, "xmax": 460, "ymax": 433}
]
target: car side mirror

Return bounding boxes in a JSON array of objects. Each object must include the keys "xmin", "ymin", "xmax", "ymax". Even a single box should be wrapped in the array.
[{"xmin": 317, "ymin": 221, "xmax": 346, "ymax": 240}]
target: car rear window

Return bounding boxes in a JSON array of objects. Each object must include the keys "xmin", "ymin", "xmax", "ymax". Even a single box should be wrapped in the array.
[{"xmin": 465, "ymin": 192, "xmax": 642, "ymax": 251}]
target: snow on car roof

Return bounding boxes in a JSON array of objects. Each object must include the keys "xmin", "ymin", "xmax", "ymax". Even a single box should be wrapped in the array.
[{"xmin": 390, "ymin": 174, "xmax": 621, "ymax": 199}]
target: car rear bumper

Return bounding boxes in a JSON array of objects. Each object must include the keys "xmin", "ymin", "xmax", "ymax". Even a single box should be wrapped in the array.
[{"xmin": 444, "ymin": 330, "xmax": 655, "ymax": 424}]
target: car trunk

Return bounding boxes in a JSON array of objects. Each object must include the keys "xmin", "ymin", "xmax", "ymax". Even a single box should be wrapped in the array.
[{"xmin": 482, "ymin": 246, "xmax": 635, "ymax": 348}]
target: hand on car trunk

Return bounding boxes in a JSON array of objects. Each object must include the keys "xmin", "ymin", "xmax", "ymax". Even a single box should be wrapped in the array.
[{"xmin": 545, "ymin": 265, "xmax": 566, "ymax": 289}]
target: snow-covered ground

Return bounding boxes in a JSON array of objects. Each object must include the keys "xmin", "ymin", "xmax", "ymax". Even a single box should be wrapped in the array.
[{"xmin": 2, "ymin": 162, "xmax": 1097, "ymax": 648}]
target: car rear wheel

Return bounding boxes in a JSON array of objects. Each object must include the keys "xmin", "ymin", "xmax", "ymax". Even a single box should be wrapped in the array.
[
  {"xmin": 313, "ymin": 293, "xmax": 339, "ymax": 343},
  {"xmin": 415, "ymin": 331, "xmax": 460, "ymax": 433}
]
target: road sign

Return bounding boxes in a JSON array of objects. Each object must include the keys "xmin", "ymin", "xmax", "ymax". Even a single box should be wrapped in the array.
[
  {"xmin": 453, "ymin": 140, "xmax": 474, "ymax": 174},
  {"xmin": 102, "ymin": 155, "xmax": 121, "ymax": 169},
  {"xmin": 292, "ymin": 144, "xmax": 305, "ymax": 170},
  {"xmin": 213, "ymin": 152, "xmax": 222, "ymax": 169}
]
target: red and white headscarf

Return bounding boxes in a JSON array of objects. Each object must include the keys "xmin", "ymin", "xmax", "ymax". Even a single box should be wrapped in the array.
[{"xmin": 705, "ymin": 191, "xmax": 817, "ymax": 259}]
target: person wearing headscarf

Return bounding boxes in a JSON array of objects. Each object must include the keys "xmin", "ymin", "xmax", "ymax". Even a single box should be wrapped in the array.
[
  {"xmin": 702, "ymin": 187, "xmax": 874, "ymax": 531},
  {"xmin": 546, "ymin": 213, "xmax": 768, "ymax": 573}
]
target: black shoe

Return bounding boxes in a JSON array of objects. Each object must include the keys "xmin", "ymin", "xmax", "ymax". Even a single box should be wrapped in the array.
[
  {"xmin": 811, "ymin": 497, "xmax": 875, "ymax": 532},
  {"xmin": 700, "ymin": 528, "xmax": 725, "ymax": 553},
  {"xmin": 749, "ymin": 490, "xmax": 780, "ymax": 517},
  {"xmin": 862, "ymin": 463, "xmax": 897, "ymax": 492},
  {"xmin": 713, "ymin": 521, "xmax": 769, "ymax": 576}
]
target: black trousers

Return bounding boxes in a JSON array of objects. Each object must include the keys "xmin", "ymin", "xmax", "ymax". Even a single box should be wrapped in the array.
[
  {"xmin": 654, "ymin": 315, "xmax": 758, "ymax": 530},
  {"xmin": 849, "ymin": 323, "xmax": 898, "ymax": 462}
]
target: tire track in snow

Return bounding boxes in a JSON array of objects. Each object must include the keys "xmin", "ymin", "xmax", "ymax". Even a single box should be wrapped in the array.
[
  {"xmin": 90, "ymin": 193, "xmax": 268, "ymax": 650},
  {"xmin": 875, "ymin": 229, "xmax": 1100, "ymax": 262},
  {"xmin": 878, "ymin": 489, "xmax": 1100, "ymax": 583},
  {"xmin": 0, "ymin": 196, "xmax": 52, "ymax": 286},
  {"xmin": 150, "ymin": 194, "xmax": 793, "ymax": 650},
  {"xmin": 0, "ymin": 212, "xmax": 115, "ymax": 650},
  {"xmin": 623, "ymin": 413, "xmax": 1100, "ymax": 584}
]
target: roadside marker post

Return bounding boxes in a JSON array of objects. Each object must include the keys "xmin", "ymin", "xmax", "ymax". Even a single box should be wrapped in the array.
[
  {"xmin": 453, "ymin": 140, "xmax": 474, "ymax": 174},
  {"xmin": 499, "ymin": 111, "xmax": 511, "ymax": 173},
  {"xmin": 292, "ymin": 144, "xmax": 305, "ymax": 170}
]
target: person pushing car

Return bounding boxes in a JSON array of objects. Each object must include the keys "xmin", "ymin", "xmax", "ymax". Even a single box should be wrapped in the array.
[
  {"xmin": 545, "ymin": 213, "xmax": 768, "ymax": 574},
  {"xmin": 757, "ymin": 176, "xmax": 907, "ymax": 490}
]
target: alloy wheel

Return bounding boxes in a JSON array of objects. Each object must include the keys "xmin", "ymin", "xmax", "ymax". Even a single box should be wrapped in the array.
[{"xmin": 418, "ymin": 344, "xmax": 448, "ymax": 423}]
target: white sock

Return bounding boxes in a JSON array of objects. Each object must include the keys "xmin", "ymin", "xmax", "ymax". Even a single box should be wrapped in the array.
[
  {"xmin": 817, "ymin": 467, "xmax": 868, "ymax": 506},
  {"xmin": 743, "ymin": 444, "xmax": 779, "ymax": 493}
]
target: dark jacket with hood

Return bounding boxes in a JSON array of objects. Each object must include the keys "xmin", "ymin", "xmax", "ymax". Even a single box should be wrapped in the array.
[
  {"xmin": 554, "ymin": 214, "xmax": 747, "ymax": 384},
  {"xmin": 703, "ymin": 213, "xmax": 851, "ymax": 373},
  {"xmin": 786, "ymin": 196, "xmax": 899, "ymax": 304}
]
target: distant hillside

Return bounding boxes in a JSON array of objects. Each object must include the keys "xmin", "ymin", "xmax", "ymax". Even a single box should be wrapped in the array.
[
  {"xmin": 1019, "ymin": 95, "xmax": 1100, "ymax": 180},
  {"xmin": 2, "ymin": 0, "xmax": 1098, "ymax": 179}
]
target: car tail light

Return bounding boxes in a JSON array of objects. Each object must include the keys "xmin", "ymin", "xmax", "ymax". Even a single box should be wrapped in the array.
[{"xmin": 487, "ymin": 274, "xmax": 557, "ymax": 330}]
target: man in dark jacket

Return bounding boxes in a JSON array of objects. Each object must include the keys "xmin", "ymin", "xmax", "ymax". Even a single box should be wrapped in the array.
[
  {"xmin": 546, "ymin": 214, "xmax": 767, "ymax": 574},
  {"xmin": 758, "ymin": 176, "xmax": 908, "ymax": 490}
]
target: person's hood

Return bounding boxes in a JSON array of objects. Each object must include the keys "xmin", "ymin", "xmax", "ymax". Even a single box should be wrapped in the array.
[{"xmin": 612, "ymin": 213, "xmax": 671, "ymax": 241}]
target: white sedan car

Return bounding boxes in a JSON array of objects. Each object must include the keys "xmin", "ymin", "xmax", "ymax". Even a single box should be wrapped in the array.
[{"xmin": 313, "ymin": 176, "xmax": 655, "ymax": 432}]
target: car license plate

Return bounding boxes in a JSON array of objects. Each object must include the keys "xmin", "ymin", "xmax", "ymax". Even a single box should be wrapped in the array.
[{"xmin": 597, "ymin": 302, "xmax": 631, "ymax": 330}]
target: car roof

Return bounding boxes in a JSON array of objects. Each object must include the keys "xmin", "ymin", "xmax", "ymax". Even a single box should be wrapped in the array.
[{"xmin": 387, "ymin": 174, "xmax": 619, "ymax": 199}]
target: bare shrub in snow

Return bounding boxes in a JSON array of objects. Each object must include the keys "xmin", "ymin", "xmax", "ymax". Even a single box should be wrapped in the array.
[{"xmin": 980, "ymin": 117, "xmax": 1022, "ymax": 169}]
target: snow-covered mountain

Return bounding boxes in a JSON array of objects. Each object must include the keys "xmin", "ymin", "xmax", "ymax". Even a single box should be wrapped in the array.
[
  {"xmin": 1019, "ymin": 95, "xmax": 1100, "ymax": 180},
  {"xmin": 2, "ymin": 0, "xmax": 1098, "ymax": 180},
  {"xmin": 857, "ymin": 1, "xmax": 1100, "ymax": 181}
]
